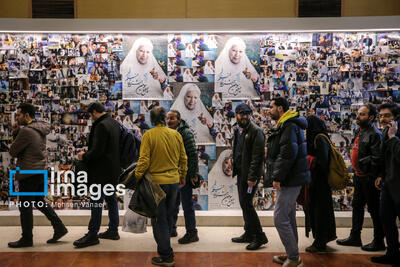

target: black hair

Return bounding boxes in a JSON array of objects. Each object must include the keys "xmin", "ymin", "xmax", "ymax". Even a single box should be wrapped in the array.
[
  {"xmin": 363, "ymin": 103, "xmax": 377, "ymax": 120},
  {"xmin": 169, "ymin": 109, "xmax": 181, "ymax": 121},
  {"xmin": 17, "ymin": 103, "xmax": 35, "ymax": 118},
  {"xmin": 272, "ymin": 97, "xmax": 290, "ymax": 112},
  {"xmin": 378, "ymin": 103, "xmax": 400, "ymax": 118},
  {"xmin": 87, "ymin": 102, "xmax": 106, "ymax": 114},
  {"xmin": 150, "ymin": 106, "xmax": 166, "ymax": 126}
]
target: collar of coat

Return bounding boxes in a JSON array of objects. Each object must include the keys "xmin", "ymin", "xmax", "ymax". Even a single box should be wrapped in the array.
[{"xmin": 276, "ymin": 110, "xmax": 298, "ymax": 128}]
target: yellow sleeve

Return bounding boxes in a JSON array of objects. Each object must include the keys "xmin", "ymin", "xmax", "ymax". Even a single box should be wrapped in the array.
[
  {"xmin": 177, "ymin": 133, "xmax": 188, "ymax": 181},
  {"xmin": 135, "ymin": 132, "xmax": 151, "ymax": 180}
]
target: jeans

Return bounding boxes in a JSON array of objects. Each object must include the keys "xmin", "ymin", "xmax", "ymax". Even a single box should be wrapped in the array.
[
  {"xmin": 88, "ymin": 192, "xmax": 119, "ymax": 236},
  {"xmin": 152, "ymin": 183, "xmax": 179, "ymax": 260},
  {"xmin": 237, "ymin": 177, "xmax": 263, "ymax": 236},
  {"xmin": 351, "ymin": 175, "xmax": 384, "ymax": 240},
  {"xmin": 19, "ymin": 175, "xmax": 64, "ymax": 240},
  {"xmin": 380, "ymin": 182, "xmax": 400, "ymax": 256},
  {"xmin": 172, "ymin": 183, "xmax": 197, "ymax": 234},
  {"xmin": 274, "ymin": 186, "xmax": 301, "ymax": 261}
]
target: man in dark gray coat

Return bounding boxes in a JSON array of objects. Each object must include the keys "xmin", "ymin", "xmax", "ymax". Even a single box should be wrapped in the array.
[
  {"xmin": 74, "ymin": 102, "xmax": 121, "ymax": 248},
  {"xmin": 266, "ymin": 97, "xmax": 310, "ymax": 267},
  {"xmin": 231, "ymin": 103, "xmax": 268, "ymax": 250},
  {"xmin": 8, "ymin": 103, "xmax": 67, "ymax": 248}
]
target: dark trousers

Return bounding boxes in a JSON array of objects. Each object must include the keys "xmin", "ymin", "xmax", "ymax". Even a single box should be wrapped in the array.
[
  {"xmin": 380, "ymin": 182, "xmax": 400, "ymax": 256},
  {"xmin": 172, "ymin": 183, "xmax": 197, "ymax": 234},
  {"xmin": 152, "ymin": 183, "xmax": 179, "ymax": 260},
  {"xmin": 351, "ymin": 175, "xmax": 384, "ymax": 240},
  {"xmin": 88, "ymin": 192, "xmax": 119, "ymax": 236},
  {"xmin": 237, "ymin": 177, "xmax": 263, "ymax": 237},
  {"xmin": 19, "ymin": 175, "xmax": 63, "ymax": 240}
]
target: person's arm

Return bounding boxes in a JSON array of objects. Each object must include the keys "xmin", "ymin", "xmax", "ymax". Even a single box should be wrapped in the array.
[
  {"xmin": 369, "ymin": 131, "xmax": 382, "ymax": 177},
  {"xmin": 177, "ymin": 134, "xmax": 188, "ymax": 182},
  {"xmin": 272, "ymin": 123, "xmax": 299, "ymax": 183},
  {"xmin": 134, "ymin": 132, "xmax": 151, "ymax": 180},
  {"xmin": 182, "ymin": 128, "xmax": 198, "ymax": 180},
  {"xmin": 82, "ymin": 123, "xmax": 108, "ymax": 162},
  {"xmin": 9, "ymin": 128, "xmax": 30, "ymax": 158},
  {"xmin": 247, "ymin": 129, "xmax": 265, "ymax": 182},
  {"xmin": 314, "ymin": 135, "xmax": 330, "ymax": 178}
]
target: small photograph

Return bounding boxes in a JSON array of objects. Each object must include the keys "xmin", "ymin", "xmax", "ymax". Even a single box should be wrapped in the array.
[
  {"xmin": 0, "ymin": 80, "xmax": 9, "ymax": 91},
  {"xmin": 312, "ymin": 33, "xmax": 333, "ymax": 47}
]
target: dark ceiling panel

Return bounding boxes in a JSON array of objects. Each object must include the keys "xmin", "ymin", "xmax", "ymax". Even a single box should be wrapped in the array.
[
  {"xmin": 299, "ymin": 0, "xmax": 341, "ymax": 17},
  {"xmin": 32, "ymin": 0, "xmax": 74, "ymax": 18}
]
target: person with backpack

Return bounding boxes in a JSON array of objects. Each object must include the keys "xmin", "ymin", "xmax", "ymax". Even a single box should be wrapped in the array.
[
  {"xmin": 337, "ymin": 104, "xmax": 385, "ymax": 252},
  {"xmin": 74, "ymin": 102, "xmax": 121, "ymax": 248},
  {"xmin": 304, "ymin": 115, "xmax": 336, "ymax": 253},
  {"xmin": 266, "ymin": 97, "xmax": 310, "ymax": 267}
]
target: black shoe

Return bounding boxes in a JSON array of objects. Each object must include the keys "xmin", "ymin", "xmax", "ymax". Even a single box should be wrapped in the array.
[
  {"xmin": 8, "ymin": 238, "xmax": 33, "ymax": 248},
  {"xmin": 246, "ymin": 234, "xmax": 268, "ymax": 250},
  {"xmin": 231, "ymin": 233, "xmax": 252, "ymax": 243},
  {"xmin": 151, "ymin": 256, "xmax": 175, "ymax": 266},
  {"xmin": 371, "ymin": 254, "xmax": 400, "ymax": 264},
  {"xmin": 178, "ymin": 232, "xmax": 199, "ymax": 244},
  {"xmin": 47, "ymin": 224, "xmax": 68, "ymax": 243},
  {"xmin": 336, "ymin": 235, "xmax": 362, "ymax": 247},
  {"xmin": 98, "ymin": 230, "xmax": 120, "ymax": 240},
  {"xmin": 73, "ymin": 234, "xmax": 99, "ymax": 248},
  {"xmin": 170, "ymin": 229, "xmax": 178, "ymax": 237},
  {"xmin": 361, "ymin": 240, "xmax": 386, "ymax": 251}
]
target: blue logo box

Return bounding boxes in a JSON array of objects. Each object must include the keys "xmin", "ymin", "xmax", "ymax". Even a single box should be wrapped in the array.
[{"xmin": 9, "ymin": 167, "xmax": 48, "ymax": 196}]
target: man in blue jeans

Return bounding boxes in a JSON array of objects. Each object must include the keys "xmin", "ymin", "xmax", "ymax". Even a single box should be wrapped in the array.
[
  {"xmin": 74, "ymin": 102, "xmax": 121, "ymax": 248},
  {"xmin": 135, "ymin": 107, "xmax": 188, "ymax": 267},
  {"xmin": 167, "ymin": 110, "xmax": 199, "ymax": 244}
]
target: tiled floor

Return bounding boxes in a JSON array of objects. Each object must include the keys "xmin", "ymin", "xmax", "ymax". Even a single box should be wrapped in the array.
[{"xmin": 0, "ymin": 226, "xmax": 387, "ymax": 266}]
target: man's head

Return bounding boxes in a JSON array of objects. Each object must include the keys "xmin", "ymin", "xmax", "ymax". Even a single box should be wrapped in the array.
[
  {"xmin": 150, "ymin": 106, "xmax": 166, "ymax": 126},
  {"xmin": 378, "ymin": 103, "xmax": 399, "ymax": 129},
  {"xmin": 184, "ymin": 86, "xmax": 200, "ymax": 111},
  {"xmin": 269, "ymin": 97, "xmax": 289, "ymax": 121},
  {"xmin": 87, "ymin": 102, "xmax": 106, "ymax": 121},
  {"xmin": 136, "ymin": 45, "xmax": 151, "ymax": 65},
  {"xmin": 166, "ymin": 110, "xmax": 181, "ymax": 130},
  {"xmin": 235, "ymin": 103, "xmax": 252, "ymax": 128},
  {"xmin": 16, "ymin": 103, "xmax": 35, "ymax": 125},
  {"xmin": 356, "ymin": 104, "xmax": 377, "ymax": 128}
]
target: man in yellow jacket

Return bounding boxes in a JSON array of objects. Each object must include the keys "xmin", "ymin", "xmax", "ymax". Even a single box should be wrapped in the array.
[{"xmin": 135, "ymin": 106, "xmax": 187, "ymax": 267}]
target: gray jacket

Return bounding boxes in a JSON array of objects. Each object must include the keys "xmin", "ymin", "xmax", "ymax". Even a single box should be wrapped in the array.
[{"xmin": 10, "ymin": 121, "xmax": 50, "ymax": 181}]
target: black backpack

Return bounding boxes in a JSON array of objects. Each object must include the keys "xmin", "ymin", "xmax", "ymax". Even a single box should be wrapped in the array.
[{"xmin": 118, "ymin": 122, "xmax": 141, "ymax": 169}]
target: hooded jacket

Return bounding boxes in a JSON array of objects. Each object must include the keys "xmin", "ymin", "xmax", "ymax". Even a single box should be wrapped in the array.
[
  {"xmin": 177, "ymin": 120, "xmax": 198, "ymax": 182},
  {"xmin": 265, "ymin": 114, "xmax": 311, "ymax": 187},
  {"xmin": 10, "ymin": 121, "xmax": 50, "ymax": 181}
]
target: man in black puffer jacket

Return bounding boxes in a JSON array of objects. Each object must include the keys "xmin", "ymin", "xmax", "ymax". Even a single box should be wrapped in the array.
[
  {"xmin": 266, "ymin": 97, "xmax": 310, "ymax": 267},
  {"xmin": 167, "ymin": 110, "xmax": 200, "ymax": 244}
]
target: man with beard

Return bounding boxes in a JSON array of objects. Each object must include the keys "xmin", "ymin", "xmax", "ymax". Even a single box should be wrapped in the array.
[
  {"xmin": 266, "ymin": 97, "xmax": 310, "ymax": 267},
  {"xmin": 371, "ymin": 103, "xmax": 400, "ymax": 265},
  {"xmin": 231, "ymin": 103, "xmax": 268, "ymax": 250},
  {"xmin": 337, "ymin": 104, "xmax": 385, "ymax": 251}
]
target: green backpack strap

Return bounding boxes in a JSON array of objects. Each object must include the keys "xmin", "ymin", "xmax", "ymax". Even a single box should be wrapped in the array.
[{"xmin": 314, "ymin": 133, "xmax": 335, "ymax": 150}]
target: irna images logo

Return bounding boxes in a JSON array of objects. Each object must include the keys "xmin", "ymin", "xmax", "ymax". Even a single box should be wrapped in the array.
[{"xmin": 9, "ymin": 167, "xmax": 126, "ymax": 200}]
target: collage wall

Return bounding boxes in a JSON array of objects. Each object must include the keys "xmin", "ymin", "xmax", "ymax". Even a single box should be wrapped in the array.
[{"xmin": 0, "ymin": 32, "xmax": 399, "ymax": 212}]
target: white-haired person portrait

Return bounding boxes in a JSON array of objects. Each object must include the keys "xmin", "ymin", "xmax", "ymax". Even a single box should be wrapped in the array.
[
  {"xmin": 121, "ymin": 37, "xmax": 167, "ymax": 99},
  {"xmin": 215, "ymin": 36, "xmax": 260, "ymax": 99},
  {"xmin": 208, "ymin": 149, "xmax": 239, "ymax": 209},
  {"xmin": 170, "ymin": 83, "xmax": 216, "ymax": 144}
]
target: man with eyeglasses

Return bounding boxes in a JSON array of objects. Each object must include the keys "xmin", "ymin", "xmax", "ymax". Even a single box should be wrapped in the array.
[
  {"xmin": 371, "ymin": 103, "xmax": 400, "ymax": 265},
  {"xmin": 337, "ymin": 104, "xmax": 385, "ymax": 252}
]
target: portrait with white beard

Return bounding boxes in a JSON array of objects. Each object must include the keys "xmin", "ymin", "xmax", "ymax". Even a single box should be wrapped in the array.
[
  {"xmin": 215, "ymin": 35, "xmax": 261, "ymax": 100},
  {"xmin": 121, "ymin": 36, "xmax": 168, "ymax": 100}
]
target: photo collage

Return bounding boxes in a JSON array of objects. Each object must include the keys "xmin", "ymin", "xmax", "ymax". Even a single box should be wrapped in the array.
[{"xmin": 0, "ymin": 31, "xmax": 399, "ymax": 212}]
